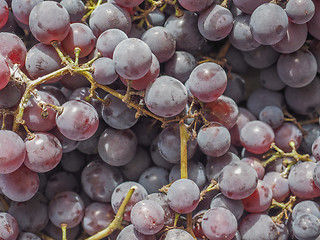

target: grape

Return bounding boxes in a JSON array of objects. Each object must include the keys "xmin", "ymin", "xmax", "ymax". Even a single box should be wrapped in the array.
[
  {"xmin": 120, "ymin": 53, "xmax": 160, "ymax": 90},
  {"xmin": 300, "ymin": 124, "xmax": 320, "ymax": 154},
  {"xmin": 92, "ymin": 57, "xmax": 118, "ymax": 85},
  {"xmin": 114, "ymin": 0, "xmax": 144, "ymax": 7},
  {"xmin": 48, "ymin": 191, "xmax": 85, "ymax": 228},
  {"xmin": 259, "ymin": 105, "xmax": 284, "ymax": 129},
  {"xmin": 96, "ymin": 28, "xmax": 128, "ymax": 59},
  {"xmin": 210, "ymin": 193, "xmax": 244, "ymax": 220},
  {"xmin": 232, "ymin": 0, "xmax": 268, "ymax": 14},
  {"xmin": 203, "ymin": 95, "xmax": 239, "ymax": 129},
  {"xmin": 312, "ymin": 136, "xmax": 320, "ymax": 161},
  {"xmin": 61, "ymin": 23, "xmax": 96, "ymax": 58},
  {"xmin": 37, "ymin": 85, "xmax": 67, "ymax": 105},
  {"xmin": 272, "ymin": 21, "xmax": 308, "ymax": 54},
  {"xmin": 98, "ymin": 127, "xmax": 137, "ymax": 166},
  {"xmin": 285, "ymin": 76, "xmax": 320, "ymax": 115},
  {"xmin": 116, "ymin": 224, "xmax": 157, "ymax": 240},
  {"xmin": 60, "ymin": 150, "xmax": 86, "ymax": 172},
  {"xmin": 225, "ymin": 46, "xmax": 249, "ymax": 74},
  {"xmin": 285, "ymin": 0, "xmax": 315, "ymax": 24},
  {"xmin": 241, "ymin": 157, "xmax": 265, "ymax": 179},
  {"xmin": 60, "ymin": 0, "xmax": 85, "ymax": 22},
  {"xmin": 24, "ymin": 132, "xmax": 62, "ymax": 173},
  {"xmin": 169, "ymin": 161, "xmax": 207, "ymax": 190},
  {"xmin": 242, "ymin": 45, "xmax": 280, "ymax": 69},
  {"xmin": 157, "ymin": 123, "xmax": 197, "ymax": 164},
  {"xmin": 288, "ymin": 161, "xmax": 320, "ymax": 199},
  {"xmin": 138, "ymin": 167, "xmax": 169, "ymax": 194},
  {"xmin": 274, "ymin": 122, "xmax": 303, "ymax": 152},
  {"xmin": 29, "ymin": 1, "xmax": 70, "ymax": 44},
  {"xmin": 240, "ymin": 120, "xmax": 275, "ymax": 154},
  {"xmin": 197, "ymin": 122, "xmax": 231, "ymax": 157},
  {"xmin": 249, "ymin": 3, "xmax": 288, "ymax": 45},
  {"xmin": 89, "ymin": 2, "xmax": 131, "ymax": 37},
  {"xmin": 56, "ymin": 100, "xmax": 99, "ymax": 141},
  {"xmin": 0, "ymin": 130, "xmax": 26, "ymax": 174},
  {"xmin": 292, "ymin": 200, "xmax": 320, "ymax": 220},
  {"xmin": 12, "ymin": 0, "xmax": 42, "ymax": 25},
  {"xmin": 159, "ymin": 228, "xmax": 194, "ymax": 240},
  {"xmin": 177, "ymin": 0, "xmax": 213, "ymax": 12},
  {"xmin": 310, "ymin": 39, "xmax": 320, "ymax": 73},
  {"xmin": 1, "ymin": 10, "xmax": 18, "ymax": 33},
  {"xmin": 111, "ymin": 181, "xmax": 148, "ymax": 222},
  {"xmin": 17, "ymin": 232, "xmax": 41, "ymax": 240},
  {"xmin": 0, "ymin": 212, "xmax": 19, "ymax": 240},
  {"xmin": 223, "ymin": 73, "xmax": 246, "ymax": 104},
  {"xmin": 8, "ymin": 193, "xmax": 48, "ymax": 232},
  {"xmin": 218, "ymin": 161, "xmax": 258, "ymax": 200},
  {"xmin": 113, "ymin": 38, "xmax": 152, "ymax": 80},
  {"xmin": 145, "ymin": 76, "xmax": 188, "ymax": 117},
  {"xmin": 239, "ymin": 214, "xmax": 278, "ymax": 240},
  {"xmin": 247, "ymin": 87, "xmax": 285, "ymax": 117},
  {"xmin": 130, "ymin": 199, "xmax": 165, "ymax": 235},
  {"xmin": 241, "ymin": 179, "xmax": 272, "ymax": 213},
  {"xmin": 81, "ymin": 160, "xmax": 123, "ymax": 203},
  {"xmin": 187, "ymin": 62, "xmax": 227, "ymax": 102},
  {"xmin": 0, "ymin": 54, "xmax": 10, "ymax": 90},
  {"xmin": 308, "ymin": 0, "xmax": 320, "ymax": 40},
  {"xmin": 60, "ymin": 69, "xmax": 91, "ymax": 90},
  {"xmin": 201, "ymin": 207, "xmax": 238, "ymax": 240},
  {"xmin": 229, "ymin": 14, "xmax": 260, "ymax": 52},
  {"xmin": 198, "ymin": 4, "xmax": 233, "ymax": 41},
  {"xmin": 23, "ymin": 90, "xmax": 60, "ymax": 132},
  {"xmin": 263, "ymin": 172, "xmax": 289, "ymax": 202},
  {"xmin": 82, "ymin": 202, "xmax": 114, "ymax": 235},
  {"xmin": 206, "ymin": 152, "xmax": 241, "ymax": 181},
  {"xmin": 147, "ymin": 9, "xmax": 166, "ymax": 26},
  {"xmin": 260, "ymin": 64, "xmax": 286, "ymax": 91},
  {"xmin": 150, "ymin": 135, "xmax": 174, "ymax": 170},
  {"xmin": 166, "ymin": 178, "xmax": 200, "ymax": 214},
  {"xmin": 164, "ymin": 11, "xmax": 205, "ymax": 51},
  {"xmin": 101, "ymin": 90, "xmax": 138, "ymax": 129},
  {"xmin": 141, "ymin": 26, "xmax": 176, "ymax": 63},
  {"xmin": 0, "ymin": 32, "xmax": 27, "ymax": 67},
  {"xmin": 293, "ymin": 213, "xmax": 320, "ymax": 240},
  {"xmin": 0, "ymin": 0, "xmax": 9, "ymax": 29},
  {"xmin": 45, "ymin": 171, "xmax": 80, "ymax": 200},
  {"xmin": 277, "ymin": 50, "xmax": 317, "ymax": 88},
  {"xmin": 164, "ymin": 51, "xmax": 197, "ymax": 83},
  {"xmin": 0, "ymin": 165, "xmax": 39, "ymax": 202}
]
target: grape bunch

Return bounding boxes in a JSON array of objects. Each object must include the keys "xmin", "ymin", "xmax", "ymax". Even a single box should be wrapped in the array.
[{"xmin": 1, "ymin": 0, "xmax": 320, "ymax": 239}]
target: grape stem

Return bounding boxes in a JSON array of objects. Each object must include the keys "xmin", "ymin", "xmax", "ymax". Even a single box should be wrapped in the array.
[
  {"xmin": 180, "ymin": 121, "xmax": 189, "ymax": 179},
  {"xmin": 61, "ymin": 224, "xmax": 67, "ymax": 240},
  {"xmin": 262, "ymin": 141, "xmax": 312, "ymax": 177},
  {"xmin": 85, "ymin": 186, "xmax": 137, "ymax": 240},
  {"xmin": 270, "ymin": 196, "xmax": 296, "ymax": 224}
]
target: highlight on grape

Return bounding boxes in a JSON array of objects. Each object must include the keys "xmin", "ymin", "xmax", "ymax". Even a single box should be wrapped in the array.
[{"xmin": 0, "ymin": 0, "xmax": 320, "ymax": 239}]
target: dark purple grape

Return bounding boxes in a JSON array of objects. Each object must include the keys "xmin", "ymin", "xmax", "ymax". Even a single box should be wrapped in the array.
[{"xmin": 48, "ymin": 191, "xmax": 85, "ymax": 228}]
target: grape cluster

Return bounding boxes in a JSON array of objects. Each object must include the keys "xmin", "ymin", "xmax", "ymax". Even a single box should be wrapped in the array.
[{"xmin": 1, "ymin": 0, "xmax": 320, "ymax": 239}]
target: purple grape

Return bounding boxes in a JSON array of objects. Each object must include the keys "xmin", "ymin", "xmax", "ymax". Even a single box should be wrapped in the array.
[
  {"xmin": 293, "ymin": 213, "xmax": 320, "ymax": 240},
  {"xmin": 48, "ymin": 191, "xmax": 85, "ymax": 228},
  {"xmin": 210, "ymin": 193, "xmax": 244, "ymax": 220},
  {"xmin": 130, "ymin": 200, "xmax": 165, "ymax": 235},
  {"xmin": 0, "ymin": 213, "xmax": 19, "ymax": 240},
  {"xmin": 60, "ymin": 0, "xmax": 85, "ymax": 22},
  {"xmin": 29, "ymin": 1, "xmax": 70, "ymax": 44},
  {"xmin": 249, "ymin": 3, "xmax": 288, "ymax": 45},
  {"xmin": 201, "ymin": 207, "xmax": 238, "ymax": 240},
  {"xmin": 285, "ymin": 0, "xmax": 315, "ymax": 24},
  {"xmin": 263, "ymin": 171, "xmax": 289, "ymax": 202},
  {"xmin": 218, "ymin": 161, "xmax": 258, "ymax": 200},
  {"xmin": 116, "ymin": 224, "xmax": 157, "ymax": 240},
  {"xmin": 166, "ymin": 178, "xmax": 200, "ymax": 214}
]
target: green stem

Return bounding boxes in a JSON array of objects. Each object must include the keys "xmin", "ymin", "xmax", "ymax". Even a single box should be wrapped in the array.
[
  {"xmin": 61, "ymin": 224, "xmax": 67, "ymax": 240},
  {"xmin": 180, "ymin": 122, "xmax": 189, "ymax": 179}
]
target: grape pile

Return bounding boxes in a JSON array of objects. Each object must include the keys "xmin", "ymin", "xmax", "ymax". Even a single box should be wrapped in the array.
[{"xmin": 1, "ymin": 0, "xmax": 320, "ymax": 239}]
